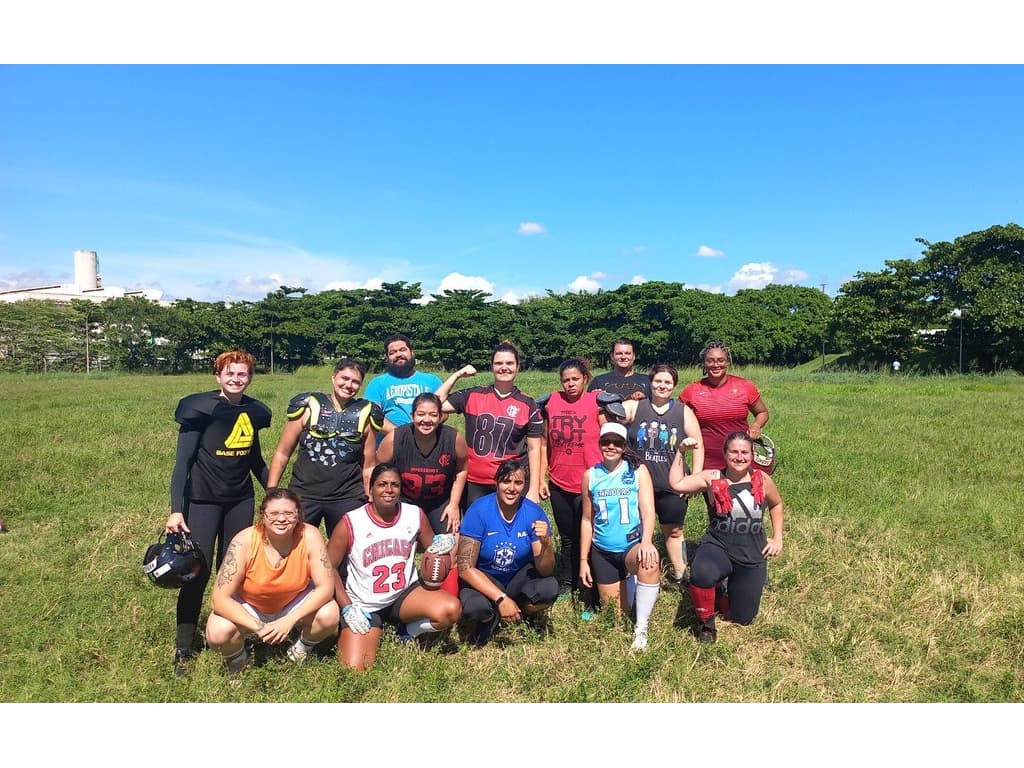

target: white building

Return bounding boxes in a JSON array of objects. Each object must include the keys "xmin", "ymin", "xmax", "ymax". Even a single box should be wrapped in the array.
[{"xmin": 0, "ymin": 250, "xmax": 164, "ymax": 305}]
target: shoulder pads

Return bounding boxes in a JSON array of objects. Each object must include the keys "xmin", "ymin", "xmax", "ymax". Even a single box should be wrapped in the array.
[
  {"xmin": 174, "ymin": 391, "xmax": 218, "ymax": 425},
  {"xmin": 365, "ymin": 401, "xmax": 385, "ymax": 432},
  {"xmin": 287, "ymin": 391, "xmax": 332, "ymax": 422}
]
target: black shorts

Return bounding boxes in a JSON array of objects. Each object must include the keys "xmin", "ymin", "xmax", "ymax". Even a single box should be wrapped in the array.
[
  {"xmin": 364, "ymin": 584, "xmax": 417, "ymax": 630},
  {"xmin": 654, "ymin": 490, "xmax": 688, "ymax": 527},
  {"xmin": 590, "ymin": 545, "xmax": 631, "ymax": 585}
]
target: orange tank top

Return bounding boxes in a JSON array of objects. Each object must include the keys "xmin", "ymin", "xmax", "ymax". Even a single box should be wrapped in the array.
[{"xmin": 239, "ymin": 527, "xmax": 311, "ymax": 614}]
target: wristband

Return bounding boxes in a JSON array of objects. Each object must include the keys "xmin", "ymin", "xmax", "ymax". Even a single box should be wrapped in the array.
[{"xmin": 495, "ymin": 593, "xmax": 507, "ymax": 606}]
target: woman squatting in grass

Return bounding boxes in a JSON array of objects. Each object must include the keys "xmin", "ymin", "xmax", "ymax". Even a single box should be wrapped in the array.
[
  {"xmin": 205, "ymin": 488, "xmax": 339, "ymax": 675},
  {"xmin": 670, "ymin": 431, "xmax": 785, "ymax": 643},
  {"xmin": 457, "ymin": 458, "xmax": 559, "ymax": 647},
  {"xmin": 328, "ymin": 463, "xmax": 461, "ymax": 671}
]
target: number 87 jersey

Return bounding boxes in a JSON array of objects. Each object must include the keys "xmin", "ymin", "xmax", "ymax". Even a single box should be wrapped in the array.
[{"xmin": 588, "ymin": 461, "xmax": 642, "ymax": 553}]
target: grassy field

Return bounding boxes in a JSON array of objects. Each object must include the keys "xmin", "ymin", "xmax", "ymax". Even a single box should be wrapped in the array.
[{"xmin": 1, "ymin": 365, "xmax": 1022, "ymax": 702}]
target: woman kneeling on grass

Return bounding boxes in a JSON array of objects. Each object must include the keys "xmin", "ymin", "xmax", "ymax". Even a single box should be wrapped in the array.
[
  {"xmin": 580, "ymin": 422, "xmax": 661, "ymax": 651},
  {"xmin": 206, "ymin": 488, "xmax": 339, "ymax": 675},
  {"xmin": 328, "ymin": 463, "xmax": 461, "ymax": 671},
  {"xmin": 669, "ymin": 431, "xmax": 784, "ymax": 643},
  {"xmin": 457, "ymin": 458, "xmax": 559, "ymax": 647}
]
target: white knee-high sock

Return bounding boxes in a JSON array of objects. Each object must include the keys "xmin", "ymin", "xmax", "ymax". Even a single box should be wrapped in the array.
[
  {"xmin": 406, "ymin": 618, "xmax": 440, "ymax": 637},
  {"xmin": 634, "ymin": 582, "xmax": 660, "ymax": 631}
]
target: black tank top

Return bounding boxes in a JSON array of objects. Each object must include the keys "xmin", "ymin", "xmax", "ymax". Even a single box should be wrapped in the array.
[{"xmin": 393, "ymin": 423, "xmax": 459, "ymax": 509}]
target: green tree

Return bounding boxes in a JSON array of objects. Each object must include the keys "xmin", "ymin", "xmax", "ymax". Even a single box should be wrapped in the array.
[
  {"xmin": 918, "ymin": 223, "xmax": 1024, "ymax": 371},
  {"xmin": 100, "ymin": 296, "xmax": 165, "ymax": 371},
  {"xmin": 830, "ymin": 259, "xmax": 931, "ymax": 368},
  {"xmin": 0, "ymin": 300, "xmax": 79, "ymax": 372}
]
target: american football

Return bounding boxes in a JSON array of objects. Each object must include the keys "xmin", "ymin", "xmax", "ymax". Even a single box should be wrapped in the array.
[{"xmin": 419, "ymin": 551, "xmax": 451, "ymax": 590}]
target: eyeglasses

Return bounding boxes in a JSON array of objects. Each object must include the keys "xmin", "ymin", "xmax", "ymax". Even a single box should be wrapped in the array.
[
  {"xmin": 599, "ymin": 439, "xmax": 626, "ymax": 448},
  {"xmin": 263, "ymin": 510, "xmax": 299, "ymax": 521}
]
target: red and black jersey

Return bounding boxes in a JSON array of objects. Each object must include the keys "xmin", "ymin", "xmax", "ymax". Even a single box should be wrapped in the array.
[
  {"xmin": 392, "ymin": 423, "xmax": 459, "ymax": 509},
  {"xmin": 446, "ymin": 385, "xmax": 543, "ymax": 485}
]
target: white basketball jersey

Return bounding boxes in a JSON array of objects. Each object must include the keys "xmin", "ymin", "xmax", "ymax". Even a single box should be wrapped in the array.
[{"xmin": 343, "ymin": 502, "xmax": 422, "ymax": 611}]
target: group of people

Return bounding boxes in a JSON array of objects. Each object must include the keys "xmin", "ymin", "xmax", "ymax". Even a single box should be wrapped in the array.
[{"xmin": 161, "ymin": 334, "xmax": 784, "ymax": 678}]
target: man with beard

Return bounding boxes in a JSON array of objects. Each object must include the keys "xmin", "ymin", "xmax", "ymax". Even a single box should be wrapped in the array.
[{"xmin": 364, "ymin": 334, "xmax": 443, "ymax": 437}]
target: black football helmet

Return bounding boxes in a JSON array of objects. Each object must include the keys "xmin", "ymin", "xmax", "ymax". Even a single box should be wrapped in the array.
[
  {"xmin": 142, "ymin": 531, "xmax": 206, "ymax": 589},
  {"xmin": 595, "ymin": 391, "xmax": 627, "ymax": 422}
]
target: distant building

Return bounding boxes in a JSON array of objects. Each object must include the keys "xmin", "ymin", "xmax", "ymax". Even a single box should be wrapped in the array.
[{"xmin": 0, "ymin": 250, "xmax": 164, "ymax": 305}]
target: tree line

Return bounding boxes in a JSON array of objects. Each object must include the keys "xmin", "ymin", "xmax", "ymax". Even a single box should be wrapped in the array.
[{"xmin": 1, "ymin": 223, "xmax": 1019, "ymax": 374}]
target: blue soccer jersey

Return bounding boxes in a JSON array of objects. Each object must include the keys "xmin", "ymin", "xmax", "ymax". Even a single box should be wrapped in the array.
[
  {"xmin": 460, "ymin": 493, "xmax": 545, "ymax": 587},
  {"xmin": 588, "ymin": 462, "xmax": 642, "ymax": 553}
]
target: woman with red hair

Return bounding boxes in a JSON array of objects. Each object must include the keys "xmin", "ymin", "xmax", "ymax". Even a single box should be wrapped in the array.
[{"xmin": 164, "ymin": 349, "xmax": 273, "ymax": 676}]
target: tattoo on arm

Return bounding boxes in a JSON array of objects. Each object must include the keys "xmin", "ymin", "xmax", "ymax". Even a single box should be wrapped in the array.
[
  {"xmin": 320, "ymin": 548, "xmax": 332, "ymax": 570},
  {"xmin": 457, "ymin": 537, "xmax": 481, "ymax": 572},
  {"xmin": 215, "ymin": 539, "xmax": 240, "ymax": 587}
]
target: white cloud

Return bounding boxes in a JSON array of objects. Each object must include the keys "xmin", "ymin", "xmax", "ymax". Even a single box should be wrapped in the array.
[
  {"xmin": 323, "ymin": 277, "xmax": 384, "ymax": 291},
  {"xmin": 693, "ymin": 283, "xmax": 725, "ymax": 294},
  {"xmin": 696, "ymin": 245, "xmax": 726, "ymax": 258},
  {"xmin": 569, "ymin": 273, "xmax": 603, "ymax": 293},
  {"xmin": 499, "ymin": 290, "xmax": 528, "ymax": 305},
  {"xmin": 517, "ymin": 221, "xmax": 547, "ymax": 236},
  {"xmin": 630, "ymin": 274, "xmax": 647, "ymax": 285},
  {"xmin": 728, "ymin": 262, "xmax": 778, "ymax": 291},
  {"xmin": 436, "ymin": 272, "xmax": 495, "ymax": 296},
  {"xmin": 623, "ymin": 245, "xmax": 648, "ymax": 255},
  {"xmin": 779, "ymin": 268, "xmax": 809, "ymax": 284}
]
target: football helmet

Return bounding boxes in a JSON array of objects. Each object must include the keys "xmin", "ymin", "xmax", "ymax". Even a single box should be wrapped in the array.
[
  {"xmin": 142, "ymin": 530, "xmax": 206, "ymax": 589},
  {"xmin": 595, "ymin": 391, "xmax": 627, "ymax": 421},
  {"xmin": 752, "ymin": 434, "xmax": 777, "ymax": 475}
]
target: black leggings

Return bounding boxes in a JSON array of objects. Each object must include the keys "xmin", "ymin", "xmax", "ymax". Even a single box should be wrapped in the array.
[
  {"xmin": 175, "ymin": 497, "xmax": 254, "ymax": 650},
  {"xmin": 548, "ymin": 483, "xmax": 583, "ymax": 591},
  {"xmin": 459, "ymin": 566, "xmax": 560, "ymax": 621},
  {"xmin": 689, "ymin": 542, "xmax": 767, "ymax": 626}
]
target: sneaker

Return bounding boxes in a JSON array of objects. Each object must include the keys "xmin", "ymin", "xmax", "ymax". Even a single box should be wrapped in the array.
[
  {"xmin": 173, "ymin": 648, "xmax": 195, "ymax": 678},
  {"xmin": 694, "ymin": 622, "xmax": 717, "ymax": 644},
  {"xmin": 630, "ymin": 628, "xmax": 649, "ymax": 651},
  {"xmin": 286, "ymin": 638, "xmax": 311, "ymax": 663},
  {"xmin": 468, "ymin": 612, "xmax": 500, "ymax": 648}
]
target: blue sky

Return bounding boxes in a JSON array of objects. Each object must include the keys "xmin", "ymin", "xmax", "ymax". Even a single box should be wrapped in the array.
[{"xmin": 2, "ymin": 64, "xmax": 1022, "ymax": 303}]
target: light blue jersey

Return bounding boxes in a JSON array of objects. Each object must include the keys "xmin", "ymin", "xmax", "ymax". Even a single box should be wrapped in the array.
[
  {"xmin": 588, "ymin": 461, "xmax": 642, "ymax": 553},
  {"xmin": 364, "ymin": 370, "xmax": 443, "ymax": 428}
]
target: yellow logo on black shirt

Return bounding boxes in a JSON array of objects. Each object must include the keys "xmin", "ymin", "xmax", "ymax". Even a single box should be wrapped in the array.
[{"xmin": 224, "ymin": 413, "xmax": 255, "ymax": 450}]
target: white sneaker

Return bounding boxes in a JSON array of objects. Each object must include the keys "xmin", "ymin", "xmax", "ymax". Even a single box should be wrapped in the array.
[
  {"xmin": 631, "ymin": 628, "xmax": 649, "ymax": 651},
  {"xmin": 287, "ymin": 638, "xmax": 311, "ymax": 663}
]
